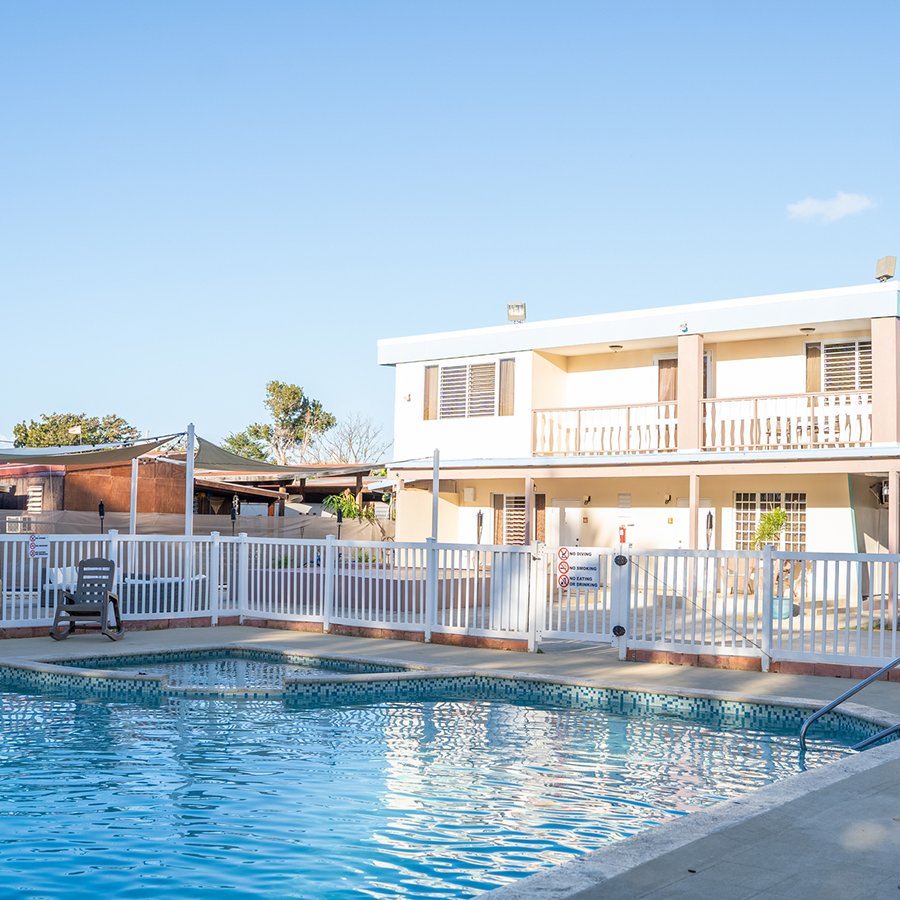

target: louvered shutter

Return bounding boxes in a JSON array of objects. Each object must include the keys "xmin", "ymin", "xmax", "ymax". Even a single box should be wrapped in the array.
[
  {"xmin": 467, "ymin": 363, "xmax": 496, "ymax": 416},
  {"xmin": 503, "ymin": 496, "xmax": 527, "ymax": 544},
  {"xmin": 823, "ymin": 341, "xmax": 872, "ymax": 391},
  {"xmin": 439, "ymin": 366, "xmax": 467, "ymax": 418}
]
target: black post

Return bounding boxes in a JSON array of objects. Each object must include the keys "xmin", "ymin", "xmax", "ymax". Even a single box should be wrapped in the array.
[
  {"xmin": 98, "ymin": 500, "xmax": 106, "ymax": 535},
  {"xmin": 230, "ymin": 506, "xmax": 237, "ymax": 537},
  {"xmin": 336, "ymin": 508, "xmax": 343, "ymax": 542}
]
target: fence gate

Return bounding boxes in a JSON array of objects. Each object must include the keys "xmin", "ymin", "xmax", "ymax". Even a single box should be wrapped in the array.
[{"xmin": 541, "ymin": 546, "xmax": 617, "ymax": 642}]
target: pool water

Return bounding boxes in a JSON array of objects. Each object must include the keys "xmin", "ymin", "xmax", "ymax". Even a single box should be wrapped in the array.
[
  {"xmin": 0, "ymin": 689, "xmax": 853, "ymax": 899},
  {"xmin": 96, "ymin": 656, "xmax": 354, "ymax": 688},
  {"xmin": 56, "ymin": 650, "xmax": 403, "ymax": 689}
]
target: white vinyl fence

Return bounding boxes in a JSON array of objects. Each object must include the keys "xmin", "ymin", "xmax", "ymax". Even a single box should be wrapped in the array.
[
  {"xmin": 0, "ymin": 532, "xmax": 539, "ymax": 648},
  {"xmin": 2, "ymin": 531, "xmax": 900, "ymax": 669}
]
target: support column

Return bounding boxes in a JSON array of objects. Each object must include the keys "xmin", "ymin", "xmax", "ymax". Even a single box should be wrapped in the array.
[
  {"xmin": 524, "ymin": 477, "xmax": 534, "ymax": 544},
  {"xmin": 129, "ymin": 457, "xmax": 139, "ymax": 535},
  {"xmin": 871, "ymin": 317, "xmax": 900, "ymax": 445},
  {"xmin": 889, "ymin": 469, "xmax": 900, "ymax": 556},
  {"xmin": 184, "ymin": 423, "xmax": 195, "ymax": 537},
  {"xmin": 677, "ymin": 333, "xmax": 704, "ymax": 452},
  {"xmin": 431, "ymin": 449, "xmax": 440, "ymax": 540},
  {"xmin": 688, "ymin": 472, "xmax": 700, "ymax": 550}
]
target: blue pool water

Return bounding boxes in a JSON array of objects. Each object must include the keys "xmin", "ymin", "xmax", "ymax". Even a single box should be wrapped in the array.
[{"xmin": 0, "ymin": 684, "xmax": 856, "ymax": 898}]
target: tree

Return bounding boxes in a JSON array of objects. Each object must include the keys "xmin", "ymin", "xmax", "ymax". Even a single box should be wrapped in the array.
[
  {"xmin": 311, "ymin": 413, "xmax": 391, "ymax": 464},
  {"xmin": 221, "ymin": 425, "xmax": 269, "ymax": 462},
  {"xmin": 13, "ymin": 413, "xmax": 139, "ymax": 448},
  {"xmin": 224, "ymin": 381, "xmax": 336, "ymax": 465}
]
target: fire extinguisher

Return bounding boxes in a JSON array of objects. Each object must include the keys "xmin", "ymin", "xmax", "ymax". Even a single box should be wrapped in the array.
[{"xmin": 618, "ymin": 525, "xmax": 626, "ymax": 545}]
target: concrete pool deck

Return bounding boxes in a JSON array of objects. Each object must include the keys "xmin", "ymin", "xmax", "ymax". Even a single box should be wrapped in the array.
[{"xmin": 3, "ymin": 626, "xmax": 900, "ymax": 899}]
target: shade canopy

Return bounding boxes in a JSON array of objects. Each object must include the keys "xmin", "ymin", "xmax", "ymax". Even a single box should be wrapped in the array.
[
  {"xmin": 0, "ymin": 435, "xmax": 179, "ymax": 467},
  {"xmin": 0, "ymin": 433, "xmax": 380, "ymax": 479},
  {"xmin": 191, "ymin": 437, "xmax": 379, "ymax": 478}
]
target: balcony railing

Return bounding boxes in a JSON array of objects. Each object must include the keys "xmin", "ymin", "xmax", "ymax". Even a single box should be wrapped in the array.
[
  {"xmin": 533, "ymin": 402, "xmax": 678, "ymax": 456},
  {"xmin": 702, "ymin": 391, "xmax": 873, "ymax": 451},
  {"xmin": 532, "ymin": 392, "xmax": 874, "ymax": 456}
]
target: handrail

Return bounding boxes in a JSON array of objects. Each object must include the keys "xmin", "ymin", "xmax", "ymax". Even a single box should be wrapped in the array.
[{"xmin": 799, "ymin": 655, "xmax": 900, "ymax": 751}]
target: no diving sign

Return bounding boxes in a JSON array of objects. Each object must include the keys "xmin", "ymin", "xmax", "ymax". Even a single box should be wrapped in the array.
[
  {"xmin": 28, "ymin": 534, "xmax": 50, "ymax": 559},
  {"xmin": 556, "ymin": 546, "xmax": 600, "ymax": 589}
]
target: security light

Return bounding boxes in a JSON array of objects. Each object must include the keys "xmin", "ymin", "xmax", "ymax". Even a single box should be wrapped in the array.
[
  {"xmin": 507, "ymin": 303, "xmax": 526, "ymax": 323},
  {"xmin": 876, "ymin": 256, "xmax": 896, "ymax": 282},
  {"xmin": 800, "ymin": 327, "xmax": 816, "ymax": 334},
  {"xmin": 609, "ymin": 344, "xmax": 623, "ymax": 351}
]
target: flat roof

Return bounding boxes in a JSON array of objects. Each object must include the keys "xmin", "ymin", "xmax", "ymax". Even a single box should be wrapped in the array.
[{"xmin": 377, "ymin": 281, "xmax": 900, "ymax": 366}]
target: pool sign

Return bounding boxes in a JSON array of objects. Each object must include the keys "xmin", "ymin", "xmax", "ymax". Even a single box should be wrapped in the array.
[
  {"xmin": 27, "ymin": 534, "xmax": 50, "ymax": 559},
  {"xmin": 556, "ymin": 546, "xmax": 600, "ymax": 589}
]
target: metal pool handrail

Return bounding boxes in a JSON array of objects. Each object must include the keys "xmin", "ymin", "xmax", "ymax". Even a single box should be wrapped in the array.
[{"xmin": 799, "ymin": 656, "xmax": 900, "ymax": 752}]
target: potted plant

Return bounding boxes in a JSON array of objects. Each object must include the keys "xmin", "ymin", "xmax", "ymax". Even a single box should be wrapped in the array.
[{"xmin": 751, "ymin": 507, "xmax": 796, "ymax": 619}]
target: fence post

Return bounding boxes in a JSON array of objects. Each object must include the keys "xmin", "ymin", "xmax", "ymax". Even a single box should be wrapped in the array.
[
  {"xmin": 761, "ymin": 544, "xmax": 774, "ymax": 672},
  {"xmin": 424, "ymin": 537, "xmax": 438, "ymax": 642},
  {"xmin": 527, "ymin": 543, "xmax": 546, "ymax": 652},
  {"xmin": 323, "ymin": 534, "xmax": 336, "ymax": 633},
  {"xmin": 106, "ymin": 530, "xmax": 121, "ymax": 596},
  {"xmin": 237, "ymin": 533, "xmax": 250, "ymax": 623},
  {"xmin": 611, "ymin": 546, "xmax": 631, "ymax": 661},
  {"xmin": 209, "ymin": 531, "xmax": 221, "ymax": 626}
]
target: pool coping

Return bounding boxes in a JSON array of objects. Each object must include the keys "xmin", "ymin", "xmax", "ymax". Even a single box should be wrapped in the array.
[{"xmin": 2, "ymin": 637, "xmax": 899, "ymax": 898}]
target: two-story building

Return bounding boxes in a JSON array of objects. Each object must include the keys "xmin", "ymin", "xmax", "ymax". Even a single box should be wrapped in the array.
[{"xmin": 378, "ymin": 281, "xmax": 900, "ymax": 555}]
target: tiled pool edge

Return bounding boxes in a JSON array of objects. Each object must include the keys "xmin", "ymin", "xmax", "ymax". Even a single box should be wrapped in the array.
[
  {"xmin": 0, "ymin": 646, "xmax": 893, "ymax": 740},
  {"xmin": 478, "ymin": 737, "xmax": 900, "ymax": 899}
]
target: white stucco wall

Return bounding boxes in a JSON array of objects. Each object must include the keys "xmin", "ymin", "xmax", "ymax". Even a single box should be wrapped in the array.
[
  {"xmin": 564, "ymin": 349, "xmax": 664, "ymax": 407},
  {"xmin": 392, "ymin": 351, "xmax": 534, "ymax": 461}
]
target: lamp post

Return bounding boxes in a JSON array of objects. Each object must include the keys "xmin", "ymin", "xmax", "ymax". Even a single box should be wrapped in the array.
[
  {"xmin": 98, "ymin": 500, "xmax": 106, "ymax": 535},
  {"xmin": 336, "ymin": 508, "xmax": 343, "ymax": 542},
  {"xmin": 230, "ymin": 506, "xmax": 237, "ymax": 537}
]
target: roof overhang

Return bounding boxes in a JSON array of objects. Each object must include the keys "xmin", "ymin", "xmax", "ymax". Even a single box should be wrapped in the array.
[
  {"xmin": 377, "ymin": 282, "xmax": 900, "ymax": 365},
  {"xmin": 389, "ymin": 446, "xmax": 900, "ymax": 479}
]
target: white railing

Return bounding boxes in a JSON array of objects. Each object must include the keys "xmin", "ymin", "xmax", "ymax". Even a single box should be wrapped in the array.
[
  {"xmin": 3, "ymin": 531, "xmax": 900, "ymax": 669},
  {"xmin": 533, "ymin": 402, "xmax": 678, "ymax": 456},
  {"xmin": 702, "ymin": 391, "xmax": 873, "ymax": 451}
]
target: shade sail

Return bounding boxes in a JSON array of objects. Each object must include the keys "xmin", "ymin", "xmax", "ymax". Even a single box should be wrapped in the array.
[
  {"xmin": 192, "ymin": 437, "xmax": 379, "ymax": 478},
  {"xmin": 0, "ymin": 435, "xmax": 180, "ymax": 467}
]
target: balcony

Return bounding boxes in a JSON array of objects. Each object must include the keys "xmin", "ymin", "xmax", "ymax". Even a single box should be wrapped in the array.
[
  {"xmin": 702, "ymin": 392, "xmax": 872, "ymax": 451},
  {"xmin": 533, "ymin": 402, "xmax": 678, "ymax": 456},
  {"xmin": 532, "ymin": 392, "xmax": 873, "ymax": 456}
]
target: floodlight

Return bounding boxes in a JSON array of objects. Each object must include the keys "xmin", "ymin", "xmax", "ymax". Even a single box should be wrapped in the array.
[{"xmin": 507, "ymin": 303, "xmax": 526, "ymax": 323}]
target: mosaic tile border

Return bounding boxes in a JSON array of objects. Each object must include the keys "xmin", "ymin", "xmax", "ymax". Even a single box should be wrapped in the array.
[{"xmin": 0, "ymin": 646, "xmax": 890, "ymax": 744}]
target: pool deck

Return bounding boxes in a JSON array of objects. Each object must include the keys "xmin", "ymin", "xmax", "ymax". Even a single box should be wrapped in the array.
[{"xmin": 3, "ymin": 626, "xmax": 900, "ymax": 899}]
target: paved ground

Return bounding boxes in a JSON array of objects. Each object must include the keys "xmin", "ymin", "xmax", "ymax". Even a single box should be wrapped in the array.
[{"xmin": 3, "ymin": 627, "xmax": 900, "ymax": 899}]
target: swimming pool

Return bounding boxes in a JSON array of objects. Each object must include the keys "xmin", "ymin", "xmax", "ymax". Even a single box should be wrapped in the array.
[{"xmin": 0, "ymin": 651, "xmax": 880, "ymax": 898}]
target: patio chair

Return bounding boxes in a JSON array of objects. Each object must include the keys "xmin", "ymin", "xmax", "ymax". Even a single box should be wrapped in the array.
[{"xmin": 49, "ymin": 558, "xmax": 124, "ymax": 641}]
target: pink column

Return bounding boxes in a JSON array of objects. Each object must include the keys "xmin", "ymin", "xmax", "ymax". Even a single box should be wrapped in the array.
[
  {"xmin": 871, "ymin": 317, "xmax": 900, "ymax": 445},
  {"xmin": 677, "ymin": 333, "xmax": 705, "ymax": 452}
]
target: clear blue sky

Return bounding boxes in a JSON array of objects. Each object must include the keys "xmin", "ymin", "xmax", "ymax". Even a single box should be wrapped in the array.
[{"xmin": 1, "ymin": 1, "xmax": 896, "ymax": 449}]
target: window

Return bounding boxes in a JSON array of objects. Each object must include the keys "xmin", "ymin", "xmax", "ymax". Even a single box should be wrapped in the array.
[
  {"xmin": 503, "ymin": 495, "xmax": 527, "ymax": 545},
  {"xmin": 425, "ymin": 359, "xmax": 515, "ymax": 420},
  {"xmin": 491, "ymin": 493, "xmax": 545, "ymax": 544},
  {"xmin": 734, "ymin": 492, "xmax": 807, "ymax": 551},
  {"xmin": 822, "ymin": 340, "xmax": 872, "ymax": 392}
]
